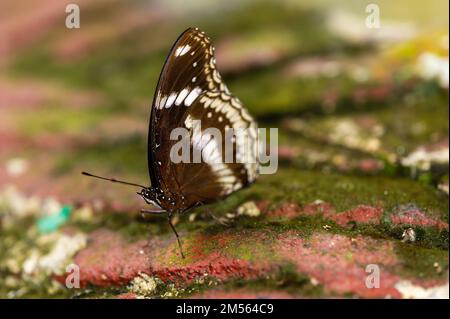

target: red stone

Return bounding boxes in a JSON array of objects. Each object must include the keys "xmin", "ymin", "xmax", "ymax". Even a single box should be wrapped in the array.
[
  {"xmin": 302, "ymin": 201, "xmax": 336, "ymax": 217},
  {"xmin": 391, "ymin": 208, "xmax": 448, "ymax": 230},
  {"xmin": 56, "ymin": 227, "xmax": 446, "ymax": 298},
  {"xmin": 278, "ymin": 145, "xmax": 300, "ymax": 160},
  {"xmin": 330, "ymin": 205, "xmax": 383, "ymax": 227},
  {"xmin": 67, "ymin": 229, "xmax": 274, "ymax": 288},
  {"xmin": 267, "ymin": 202, "xmax": 302, "ymax": 219},
  {"xmin": 117, "ymin": 292, "xmax": 138, "ymax": 299},
  {"xmin": 358, "ymin": 159, "xmax": 383, "ymax": 173},
  {"xmin": 276, "ymin": 232, "xmax": 401, "ymax": 298}
]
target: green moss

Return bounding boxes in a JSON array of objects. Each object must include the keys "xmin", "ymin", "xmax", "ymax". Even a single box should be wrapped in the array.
[
  {"xmin": 394, "ymin": 242, "xmax": 449, "ymax": 279},
  {"xmin": 299, "ymin": 85, "xmax": 448, "ymax": 156},
  {"xmin": 0, "ymin": 282, "xmax": 73, "ymax": 299},
  {"xmin": 70, "ymin": 285, "xmax": 128, "ymax": 299},
  {"xmin": 196, "ymin": 263, "xmax": 325, "ymax": 298},
  {"xmin": 62, "ymin": 165, "xmax": 447, "ymax": 257},
  {"xmin": 54, "ymin": 134, "xmax": 147, "ymax": 176},
  {"xmin": 73, "ymin": 167, "xmax": 447, "ymax": 248},
  {"xmin": 18, "ymin": 105, "xmax": 111, "ymax": 136},
  {"xmin": 71, "ymin": 210, "xmax": 167, "ymax": 243},
  {"xmin": 232, "ymin": 72, "xmax": 361, "ymax": 118},
  {"xmin": 236, "ymin": 169, "xmax": 448, "ymax": 219},
  {"xmin": 211, "ymin": 229, "xmax": 276, "ymax": 262}
]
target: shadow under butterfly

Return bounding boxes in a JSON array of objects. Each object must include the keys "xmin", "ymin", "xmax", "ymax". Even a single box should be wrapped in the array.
[{"xmin": 82, "ymin": 28, "xmax": 259, "ymax": 258}]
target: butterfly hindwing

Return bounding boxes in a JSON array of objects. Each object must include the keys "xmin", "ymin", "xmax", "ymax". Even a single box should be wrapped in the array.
[{"xmin": 172, "ymin": 91, "xmax": 258, "ymax": 208}]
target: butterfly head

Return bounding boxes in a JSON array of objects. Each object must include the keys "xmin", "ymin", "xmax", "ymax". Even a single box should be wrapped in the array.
[{"xmin": 138, "ymin": 187, "xmax": 161, "ymax": 208}]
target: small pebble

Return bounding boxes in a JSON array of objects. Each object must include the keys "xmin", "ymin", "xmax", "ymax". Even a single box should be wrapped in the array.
[
  {"xmin": 129, "ymin": 273, "xmax": 158, "ymax": 296},
  {"xmin": 310, "ymin": 277, "xmax": 319, "ymax": 286},
  {"xmin": 402, "ymin": 228, "xmax": 416, "ymax": 243},
  {"xmin": 6, "ymin": 158, "xmax": 29, "ymax": 176},
  {"xmin": 188, "ymin": 212, "xmax": 196, "ymax": 222},
  {"xmin": 236, "ymin": 201, "xmax": 260, "ymax": 217}
]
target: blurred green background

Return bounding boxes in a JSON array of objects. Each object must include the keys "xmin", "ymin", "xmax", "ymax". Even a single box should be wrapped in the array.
[{"xmin": 0, "ymin": 0, "xmax": 448, "ymax": 298}]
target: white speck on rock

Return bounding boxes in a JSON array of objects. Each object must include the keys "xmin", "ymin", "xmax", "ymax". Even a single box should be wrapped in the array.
[
  {"xmin": 401, "ymin": 228, "xmax": 416, "ymax": 243},
  {"xmin": 236, "ymin": 201, "xmax": 260, "ymax": 217},
  {"xmin": 129, "ymin": 273, "xmax": 159, "ymax": 296},
  {"xmin": 6, "ymin": 158, "xmax": 29, "ymax": 176},
  {"xmin": 416, "ymin": 52, "xmax": 449, "ymax": 88},
  {"xmin": 401, "ymin": 147, "xmax": 449, "ymax": 171},
  {"xmin": 41, "ymin": 197, "xmax": 62, "ymax": 217},
  {"xmin": 0, "ymin": 186, "xmax": 42, "ymax": 227},
  {"xmin": 310, "ymin": 277, "xmax": 319, "ymax": 286}
]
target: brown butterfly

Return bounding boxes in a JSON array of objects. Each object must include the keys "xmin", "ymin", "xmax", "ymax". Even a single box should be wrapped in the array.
[{"xmin": 83, "ymin": 28, "xmax": 258, "ymax": 258}]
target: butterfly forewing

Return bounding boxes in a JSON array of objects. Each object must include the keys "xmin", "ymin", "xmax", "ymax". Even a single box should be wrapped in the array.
[
  {"xmin": 149, "ymin": 28, "xmax": 258, "ymax": 212},
  {"xmin": 149, "ymin": 28, "xmax": 221, "ymax": 191}
]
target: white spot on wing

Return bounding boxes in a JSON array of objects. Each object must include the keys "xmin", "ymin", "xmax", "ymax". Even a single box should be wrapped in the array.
[
  {"xmin": 198, "ymin": 93, "xmax": 259, "ymax": 184},
  {"xmin": 165, "ymin": 92, "xmax": 177, "ymax": 108},
  {"xmin": 175, "ymin": 44, "xmax": 191, "ymax": 56},
  {"xmin": 184, "ymin": 87, "xmax": 202, "ymax": 106},
  {"xmin": 192, "ymin": 130, "xmax": 237, "ymax": 195},
  {"xmin": 158, "ymin": 95, "xmax": 167, "ymax": 109},
  {"xmin": 175, "ymin": 88, "xmax": 189, "ymax": 106}
]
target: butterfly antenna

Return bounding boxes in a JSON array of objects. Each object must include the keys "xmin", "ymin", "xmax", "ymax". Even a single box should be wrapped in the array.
[
  {"xmin": 167, "ymin": 214, "xmax": 185, "ymax": 259},
  {"xmin": 81, "ymin": 171, "xmax": 147, "ymax": 188}
]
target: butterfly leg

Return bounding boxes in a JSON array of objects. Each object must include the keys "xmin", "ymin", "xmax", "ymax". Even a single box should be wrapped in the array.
[{"xmin": 167, "ymin": 212, "xmax": 185, "ymax": 259}]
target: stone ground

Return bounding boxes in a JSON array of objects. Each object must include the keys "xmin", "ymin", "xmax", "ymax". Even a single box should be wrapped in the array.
[{"xmin": 0, "ymin": 0, "xmax": 448, "ymax": 298}]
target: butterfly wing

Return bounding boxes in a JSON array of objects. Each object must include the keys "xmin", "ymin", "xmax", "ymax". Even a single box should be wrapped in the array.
[
  {"xmin": 148, "ymin": 28, "xmax": 258, "ymax": 212},
  {"xmin": 149, "ymin": 28, "xmax": 226, "ymax": 191}
]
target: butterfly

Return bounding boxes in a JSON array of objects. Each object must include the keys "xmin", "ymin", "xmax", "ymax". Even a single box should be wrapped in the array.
[{"xmin": 83, "ymin": 28, "xmax": 259, "ymax": 258}]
